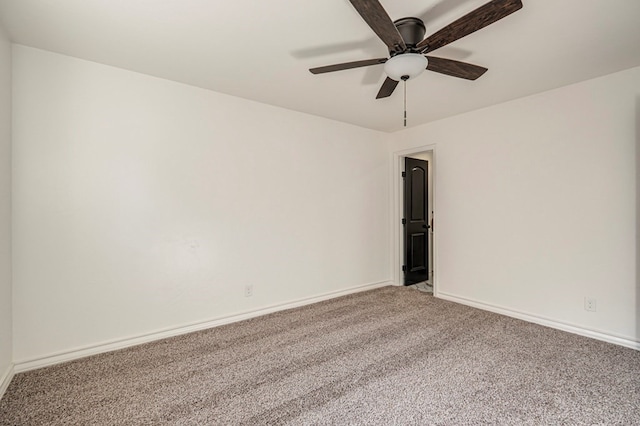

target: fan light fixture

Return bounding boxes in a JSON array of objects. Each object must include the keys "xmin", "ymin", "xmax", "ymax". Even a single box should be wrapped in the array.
[{"xmin": 384, "ymin": 53, "xmax": 428, "ymax": 81}]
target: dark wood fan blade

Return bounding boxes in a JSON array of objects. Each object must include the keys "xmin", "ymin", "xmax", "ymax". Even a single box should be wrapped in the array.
[
  {"xmin": 349, "ymin": 0, "xmax": 406, "ymax": 52},
  {"xmin": 309, "ymin": 58, "xmax": 387, "ymax": 74},
  {"xmin": 426, "ymin": 56, "xmax": 488, "ymax": 80},
  {"xmin": 376, "ymin": 77, "xmax": 399, "ymax": 99},
  {"xmin": 417, "ymin": 0, "xmax": 522, "ymax": 52}
]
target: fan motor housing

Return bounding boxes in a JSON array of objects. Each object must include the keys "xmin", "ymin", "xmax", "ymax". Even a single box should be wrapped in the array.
[{"xmin": 394, "ymin": 17, "xmax": 426, "ymax": 50}]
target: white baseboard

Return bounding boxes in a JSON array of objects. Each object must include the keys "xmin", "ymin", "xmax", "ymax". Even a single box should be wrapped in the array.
[
  {"xmin": 14, "ymin": 281, "xmax": 392, "ymax": 373},
  {"xmin": 437, "ymin": 292, "xmax": 640, "ymax": 351},
  {"xmin": 0, "ymin": 364, "xmax": 14, "ymax": 400}
]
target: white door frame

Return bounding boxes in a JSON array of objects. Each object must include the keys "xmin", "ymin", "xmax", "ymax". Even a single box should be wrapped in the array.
[{"xmin": 391, "ymin": 143, "xmax": 437, "ymax": 295}]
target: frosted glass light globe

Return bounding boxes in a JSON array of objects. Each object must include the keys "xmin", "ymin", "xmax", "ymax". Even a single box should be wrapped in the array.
[{"xmin": 384, "ymin": 53, "xmax": 428, "ymax": 81}]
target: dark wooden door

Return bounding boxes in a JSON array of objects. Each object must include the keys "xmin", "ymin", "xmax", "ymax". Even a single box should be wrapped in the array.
[{"xmin": 403, "ymin": 157, "xmax": 429, "ymax": 285}]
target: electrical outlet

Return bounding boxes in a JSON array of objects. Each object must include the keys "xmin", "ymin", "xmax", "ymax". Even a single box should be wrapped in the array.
[
  {"xmin": 584, "ymin": 297, "xmax": 596, "ymax": 312},
  {"xmin": 244, "ymin": 284, "xmax": 253, "ymax": 297}
]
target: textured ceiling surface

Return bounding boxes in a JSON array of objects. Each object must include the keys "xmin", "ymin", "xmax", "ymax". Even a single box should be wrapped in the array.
[{"xmin": 1, "ymin": 0, "xmax": 639, "ymax": 132}]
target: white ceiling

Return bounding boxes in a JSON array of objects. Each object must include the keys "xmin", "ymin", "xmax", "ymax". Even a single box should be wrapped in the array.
[{"xmin": 1, "ymin": 0, "xmax": 639, "ymax": 132}]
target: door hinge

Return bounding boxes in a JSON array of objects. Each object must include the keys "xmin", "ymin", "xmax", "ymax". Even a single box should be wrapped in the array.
[
  {"xmin": 401, "ymin": 218, "xmax": 406, "ymax": 225},
  {"xmin": 402, "ymin": 265, "xmax": 406, "ymax": 272},
  {"xmin": 401, "ymin": 171, "xmax": 406, "ymax": 178}
]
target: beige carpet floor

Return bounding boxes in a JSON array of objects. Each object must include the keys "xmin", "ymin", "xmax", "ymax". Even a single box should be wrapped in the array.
[{"xmin": 1, "ymin": 286, "xmax": 639, "ymax": 425}]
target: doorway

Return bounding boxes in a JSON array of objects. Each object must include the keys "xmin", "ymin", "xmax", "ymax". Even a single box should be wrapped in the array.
[
  {"xmin": 403, "ymin": 156, "xmax": 430, "ymax": 286},
  {"xmin": 392, "ymin": 146, "xmax": 436, "ymax": 293}
]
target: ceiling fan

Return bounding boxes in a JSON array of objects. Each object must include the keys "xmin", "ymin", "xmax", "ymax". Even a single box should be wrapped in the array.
[{"xmin": 309, "ymin": 0, "xmax": 523, "ymax": 99}]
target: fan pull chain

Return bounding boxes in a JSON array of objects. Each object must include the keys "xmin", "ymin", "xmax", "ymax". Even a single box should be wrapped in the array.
[{"xmin": 403, "ymin": 77, "xmax": 407, "ymax": 127}]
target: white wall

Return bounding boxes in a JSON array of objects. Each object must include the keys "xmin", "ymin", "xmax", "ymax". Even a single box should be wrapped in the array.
[
  {"xmin": 9, "ymin": 43, "xmax": 638, "ymax": 367},
  {"xmin": 0, "ymin": 26, "xmax": 13, "ymax": 385},
  {"xmin": 393, "ymin": 66, "xmax": 640, "ymax": 344},
  {"xmin": 11, "ymin": 46, "xmax": 391, "ymax": 362}
]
